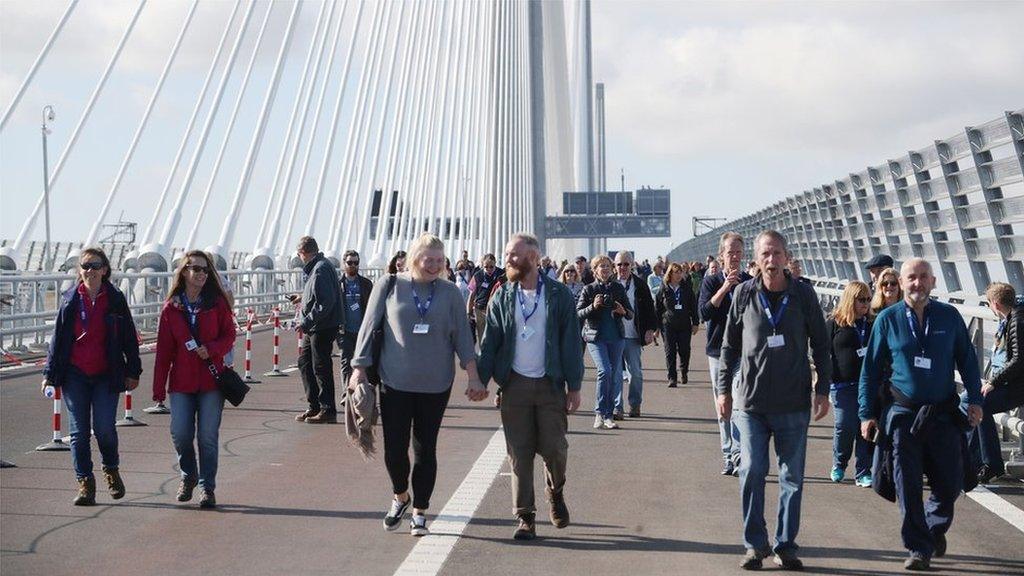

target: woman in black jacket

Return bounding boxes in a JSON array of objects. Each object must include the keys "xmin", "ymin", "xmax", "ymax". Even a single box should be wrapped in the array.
[
  {"xmin": 655, "ymin": 263, "xmax": 700, "ymax": 387},
  {"xmin": 577, "ymin": 255, "xmax": 632, "ymax": 430},
  {"xmin": 41, "ymin": 247, "xmax": 142, "ymax": 505}
]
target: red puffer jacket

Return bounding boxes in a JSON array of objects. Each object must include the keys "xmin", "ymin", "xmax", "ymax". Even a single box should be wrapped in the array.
[{"xmin": 153, "ymin": 295, "xmax": 236, "ymax": 402}]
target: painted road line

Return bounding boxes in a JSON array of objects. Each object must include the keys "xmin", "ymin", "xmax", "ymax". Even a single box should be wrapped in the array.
[
  {"xmin": 967, "ymin": 485, "xmax": 1024, "ymax": 534},
  {"xmin": 393, "ymin": 428, "xmax": 506, "ymax": 576},
  {"xmin": 282, "ymin": 367, "xmax": 298, "ymax": 373}
]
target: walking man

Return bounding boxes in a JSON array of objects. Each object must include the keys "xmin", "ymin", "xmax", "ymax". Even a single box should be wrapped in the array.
[
  {"xmin": 718, "ymin": 230, "xmax": 831, "ymax": 571},
  {"xmin": 478, "ymin": 233, "xmax": 584, "ymax": 540},
  {"xmin": 338, "ymin": 250, "xmax": 373, "ymax": 390},
  {"xmin": 293, "ymin": 236, "xmax": 343, "ymax": 423},
  {"xmin": 613, "ymin": 251, "xmax": 657, "ymax": 418},
  {"xmin": 467, "ymin": 254, "xmax": 504, "ymax": 344},
  {"xmin": 859, "ymin": 258, "xmax": 983, "ymax": 571}
]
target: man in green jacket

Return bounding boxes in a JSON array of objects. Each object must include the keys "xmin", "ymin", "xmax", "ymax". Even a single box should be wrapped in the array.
[{"xmin": 477, "ymin": 233, "xmax": 584, "ymax": 541}]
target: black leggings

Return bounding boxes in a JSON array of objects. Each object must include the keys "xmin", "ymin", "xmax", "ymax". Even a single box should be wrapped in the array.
[
  {"xmin": 380, "ymin": 385, "xmax": 451, "ymax": 510},
  {"xmin": 663, "ymin": 326, "xmax": 693, "ymax": 381}
]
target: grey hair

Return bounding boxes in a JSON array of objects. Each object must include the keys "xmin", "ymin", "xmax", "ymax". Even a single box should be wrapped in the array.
[
  {"xmin": 615, "ymin": 250, "xmax": 634, "ymax": 263},
  {"xmin": 509, "ymin": 233, "xmax": 541, "ymax": 255},
  {"xmin": 754, "ymin": 230, "xmax": 788, "ymax": 254}
]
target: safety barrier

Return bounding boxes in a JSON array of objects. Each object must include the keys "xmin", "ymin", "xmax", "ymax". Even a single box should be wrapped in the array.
[
  {"xmin": 242, "ymin": 308, "xmax": 261, "ymax": 383},
  {"xmin": 36, "ymin": 386, "xmax": 69, "ymax": 451},
  {"xmin": 263, "ymin": 307, "xmax": 286, "ymax": 377},
  {"xmin": 114, "ymin": 390, "xmax": 147, "ymax": 427}
]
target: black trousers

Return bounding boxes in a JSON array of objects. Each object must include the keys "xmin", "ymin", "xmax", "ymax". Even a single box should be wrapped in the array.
[
  {"xmin": 298, "ymin": 328, "xmax": 338, "ymax": 413},
  {"xmin": 662, "ymin": 326, "xmax": 693, "ymax": 382},
  {"xmin": 380, "ymin": 385, "xmax": 451, "ymax": 510},
  {"xmin": 337, "ymin": 332, "xmax": 358, "ymax": 389}
]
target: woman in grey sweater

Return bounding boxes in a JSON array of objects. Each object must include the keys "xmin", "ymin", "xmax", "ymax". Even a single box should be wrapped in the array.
[{"xmin": 350, "ymin": 233, "xmax": 486, "ymax": 537}]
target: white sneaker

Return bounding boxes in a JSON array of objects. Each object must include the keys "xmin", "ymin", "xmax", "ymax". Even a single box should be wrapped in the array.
[
  {"xmin": 410, "ymin": 514, "xmax": 429, "ymax": 537},
  {"xmin": 602, "ymin": 418, "xmax": 618, "ymax": 430},
  {"xmin": 593, "ymin": 415, "xmax": 603, "ymax": 429}
]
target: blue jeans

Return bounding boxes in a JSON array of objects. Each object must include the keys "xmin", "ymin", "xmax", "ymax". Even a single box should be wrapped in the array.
[
  {"xmin": 733, "ymin": 410, "xmax": 810, "ymax": 553},
  {"xmin": 170, "ymin": 391, "xmax": 224, "ymax": 491},
  {"xmin": 830, "ymin": 384, "xmax": 872, "ymax": 477},
  {"xmin": 961, "ymin": 387, "xmax": 1018, "ymax": 475},
  {"xmin": 889, "ymin": 406, "xmax": 962, "ymax": 557},
  {"xmin": 62, "ymin": 369, "xmax": 120, "ymax": 479},
  {"xmin": 588, "ymin": 339, "xmax": 625, "ymax": 419},
  {"xmin": 708, "ymin": 355, "xmax": 741, "ymax": 464},
  {"xmin": 620, "ymin": 338, "xmax": 644, "ymax": 410}
]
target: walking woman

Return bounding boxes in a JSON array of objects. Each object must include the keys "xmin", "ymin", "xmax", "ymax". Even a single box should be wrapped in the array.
[
  {"xmin": 577, "ymin": 255, "xmax": 633, "ymax": 430},
  {"xmin": 42, "ymin": 247, "xmax": 142, "ymax": 505},
  {"xmin": 827, "ymin": 281, "xmax": 874, "ymax": 486},
  {"xmin": 870, "ymin": 267, "xmax": 902, "ymax": 316},
  {"xmin": 655, "ymin": 263, "xmax": 700, "ymax": 387},
  {"xmin": 387, "ymin": 250, "xmax": 407, "ymax": 274},
  {"xmin": 559, "ymin": 266, "xmax": 584, "ymax": 301},
  {"xmin": 153, "ymin": 250, "xmax": 236, "ymax": 509},
  {"xmin": 647, "ymin": 261, "xmax": 665, "ymax": 296},
  {"xmin": 351, "ymin": 233, "xmax": 483, "ymax": 537}
]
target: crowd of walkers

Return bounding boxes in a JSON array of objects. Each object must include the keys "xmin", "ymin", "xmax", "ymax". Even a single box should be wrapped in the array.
[{"xmin": 39, "ymin": 227, "xmax": 1021, "ymax": 572}]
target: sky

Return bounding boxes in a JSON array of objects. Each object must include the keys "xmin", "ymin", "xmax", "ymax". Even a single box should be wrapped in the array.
[{"xmin": 1, "ymin": 0, "xmax": 1023, "ymax": 262}]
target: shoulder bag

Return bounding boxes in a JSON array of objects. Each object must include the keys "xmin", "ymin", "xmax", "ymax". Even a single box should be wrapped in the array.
[{"xmin": 181, "ymin": 304, "xmax": 249, "ymax": 407}]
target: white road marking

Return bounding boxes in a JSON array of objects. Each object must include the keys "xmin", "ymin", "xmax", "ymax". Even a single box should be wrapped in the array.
[
  {"xmin": 393, "ymin": 428, "xmax": 506, "ymax": 576},
  {"xmin": 282, "ymin": 367, "xmax": 298, "ymax": 373},
  {"xmin": 967, "ymin": 485, "xmax": 1024, "ymax": 534}
]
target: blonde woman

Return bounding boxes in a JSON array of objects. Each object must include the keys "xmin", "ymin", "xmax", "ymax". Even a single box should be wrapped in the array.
[
  {"xmin": 351, "ymin": 233, "xmax": 483, "ymax": 536},
  {"xmin": 870, "ymin": 267, "xmax": 901, "ymax": 316},
  {"xmin": 826, "ymin": 281, "xmax": 874, "ymax": 486},
  {"xmin": 559, "ymin": 266, "xmax": 584, "ymax": 300}
]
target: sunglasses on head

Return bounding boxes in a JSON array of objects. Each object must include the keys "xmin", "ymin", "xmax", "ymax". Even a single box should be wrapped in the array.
[
  {"xmin": 80, "ymin": 262, "xmax": 104, "ymax": 271},
  {"xmin": 185, "ymin": 264, "xmax": 209, "ymax": 274}
]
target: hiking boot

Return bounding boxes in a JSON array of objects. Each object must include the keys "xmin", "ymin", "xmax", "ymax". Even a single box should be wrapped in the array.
[
  {"xmin": 513, "ymin": 513, "xmax": 536, "ymax": 540},
  {"xmin": 773, "ymin": 549, "xmax": 804, "ymax": 570},
  {"xmin": 305, "ymin": 410, "xmax": 338, "ymax": 424},
  {"xmin": 547, "ymin": 489, "xmax": 569, "ymax": 528},
  {"xmin": 740, "ymin": 548, "xmax": 771, "ymax": 570},
  {"xmin": 198, "ymin": 488, "xmax": 216, "ymax": 509},
  {"xmin": 933, "ymin": 532, "xmax": 946, "ymax": 558},
  {"xmin": 295, "ymin": 408, "xmax": 318, "ymax": 422},
  {"xmin": 383, "ymin": 496, "xmax": 410, "ymax": 531},
  {"xmin": 628, "ymin": 407, "xmax": 641, "ymax": 418},
  {"xmin": 102, "ymin": 466, "xmax": 125, "ymax": 500},
  {"xmin": 73, "ymin": 477, "xmax": 96, "ymax": 506},
  {"xmin": 176, "ymin": 477, "xmax": 198, "ymax": 502},
  {"xmin": 903, "ymin": 553, "xmax": 930, "ymax": 571}
]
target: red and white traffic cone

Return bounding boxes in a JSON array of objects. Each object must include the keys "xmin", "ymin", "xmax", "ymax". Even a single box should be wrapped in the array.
[
  {"xmin": 36, "ymin": 386, "xmax": 71, "ymax": 451},
  {"xmin": 115, "ymin": 390, "xmax": 147, "ymax": 427},
  {"xmin": 264, "ymin": 307, "xmax": 286, "ymax": 377},
  {"xmin": 243, "ymin": 308, "xmax": 262, "ymax": 383}
]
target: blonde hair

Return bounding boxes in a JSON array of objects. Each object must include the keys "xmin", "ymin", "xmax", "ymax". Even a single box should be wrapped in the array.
[
  {"xmin": 831, "ymin": 281, "xmax": 871, "ymax": 327},
  {"xmin": 407, "ymin": 233, "xmax": 445, "ymax": 274},
  {"xmin": 590, "ymin": 255, "xmax": 613, "ymax": 280},
  {"xmin": 986, "ymin": 282, "xmax": 1016, "ymax": 309},
  {"xmin": 664, "ymin": 262, "xmax": 686, "ymax": 285},
  {"xmin": 870, "ymin": 267, "xmax": 902, "ymax": 315},
  {"xmin": 559, "ymin": 266, "xmax": 579, "ymax": 284}
]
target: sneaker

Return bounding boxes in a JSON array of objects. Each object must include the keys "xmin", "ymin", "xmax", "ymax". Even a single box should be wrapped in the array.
[
  {"xmin": 547, "ymin": 489, "xmax": 569, "ymax": 528},
  {"xmin": 628, "ymin": 407, "xmax": 641, "ymax": 418},
  {"xmin": 830, "ymin": 467, "xmax": 845, "ymax": 483},
  {"xmin": 295, "ymin": 408, "xmax": 318, "ymax": 422},
  {"xmin": 977, "ymin": 464, "xmax": 1004, "ymax": 484},
  {"xmin": 410, "ymin": 514, "xmax": 429, "ymax": 537},
  {"xmin": 305, "ymin": 410, "xmax": 338, "ymax": 424},
  {"xmin": 933, "ymin": 532, "xmax": 946, "ymax": 558},
  {"xmin": 602, "ymin": 418, "xmax": 619, "ymax": 430},
  {"xmin": 176, "ymin": 477, "xmax": 198, "ymax": 502},
  {"xmin": 513, "ymin": 513, "xmax": 536, "ymax": 540},
  {"xmin": 855, "ymin": 473, "xmax": 872, "ymax": 488},
  {"xmin": 773, "ymin": 549, "xmax": 804, "ymax": 571},
  {"xmin": 73, "ymin": 477, "xmax": 96, "ymax": 506},
  {"xmin": 102, "ymin": 466, "xmax": 125, "ymax": 500},
  {"xmin": 612, "ymin": 411, "xmax": 625, "ymax": 421},
  {"xmin": 731, "ymin": 459, "xmax": 741, "ymax": 477},
  {"xmin": 383, "ymin": 496, "xmax": 410, "ymax": 531},
  {"xmin": 667, "ymin": 379, "xmax": 678, "ymax": 388},
  {"xmin": 593, "ymin": 415, "xmax": 603, "ymax": 429},
  {"xmin": 722, "ymin": 461, "xmax": 736, "ymax": 476},
  {"xmin": 198, "ymin": 489, "xmax": 216, "ymax": 509},
  {"xmin": 740, "ymin": 548, "xmax": 771, "ymax": 570},
  {"xmin": 903, "ymin": 553, "xmax": 930, "ymax": 571}
]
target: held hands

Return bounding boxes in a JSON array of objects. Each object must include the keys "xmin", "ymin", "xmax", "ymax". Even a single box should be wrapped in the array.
[
  {"xmin": 566, "ymin": 390, "xmax": 581, "ymax": 414},
  {"xmin": 195, "ymin": 345, "xmax": 210, "ymax": 360},
  {"xmin": 465, "ymin": 378, "xmax": 488, "ymax": 402},
  {"xmin": 125, "ymin": 378, "xmax": 139, "ymax": 391},
  {"xmin": 967, "ymin": 404, "xmax": 983, "ymax": 427},
  {"xmin": 861, "ymin": 419, "xmax": 877, "ymax": 442},
  {"xmin": 812, "ymin": 393, "xmax": 829, "ymax": 422}
]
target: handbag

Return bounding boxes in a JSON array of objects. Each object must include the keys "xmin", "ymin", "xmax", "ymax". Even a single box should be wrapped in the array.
[
  {"xmin": 366, "ymin": 274, "xmax": 397, "ymax": 386},
  {"xmin": 180, "ymin": 303, "xmax": 249, "ymax": 407}
]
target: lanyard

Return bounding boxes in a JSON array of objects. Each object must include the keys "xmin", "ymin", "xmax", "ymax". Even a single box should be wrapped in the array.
[
  {"xmin": 855, "ymin": 318, "xmax": 867, "ymax": 347},
  {"xmin": 994, "ymin": 318, "xmax": 1007, "ymax": 351},
  {"xmin": 343, "ymin": 277, "xmax": 360, "ymax": 298},
  {"xmin": 757, "ymin": 291, "xmax": 789, "ymax": 333},
  {"xmin": 905, "ymin": 308, "xmax": 930, "ymax": 353},
  {"xmin": 79, "ymin": 289, "xmax": 101, "ymax": 331},
  {"xmin": 517, "ymin": 278, "xmax": 543, "ymax": 324},
  {"xmin": 672, "ymin": 284, "xmax": 683, "ymax": 305},
  {"xmin": 181, "ymin": 294, "xmax": 201, "ymax": 328},
  {"xmin": 412, "ymin": 280, "xmax": 436, "ymax": 321}
]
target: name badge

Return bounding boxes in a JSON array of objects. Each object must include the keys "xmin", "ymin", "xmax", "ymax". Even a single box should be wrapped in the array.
[
  {"xmin": 520, "ymin": 326, "xmax": 536, "ymax": 341},
  {"xmin": 349, "ymin": 303, "xmax": 360, "ymax": 311},
  {"xmin": 185, "ymin": 339, "xmax": 199, "ymax": 351},
  {"xmin": 413, "ymin": 323, "xmax": 430, "ymax": 335},
  {"xmin": 767, "ymin": 334, "xmax": 786, "ymax": 348},
  {"xmin": 481, "ymin": 282, "xmax": 490, "ymax": 289},
  {"xmin": 913, "ymin": 356, "xmax": 931, "ymax": 370},
  {"xmin": 674, "ymin": 304, "xmax": 682, "ymax": 310},
  {"xmin": 857, "ymin": 347, "xmax": 867, "ymax": 358}
]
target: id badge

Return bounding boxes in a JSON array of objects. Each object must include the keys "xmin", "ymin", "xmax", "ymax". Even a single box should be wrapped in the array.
[
  {"xmin": 857, "ymin": 347, "xmax": 867, "ymax": 358},
  {"xmin": 350, "ymin": 303, "xmax": 360, "ymax": 311},
  {"xmin": 767, "ymin": 334, "xmax": 785, "ymax": 348},
  {"xmin": 913, "ymin": 356, "xmax": 931, "ymax": 370},
  {"xmin": 413, "ymin": 323, "xmax": 430, "ymax": 335},
  {"xmin": 674, "ymin": 304, "xmax": 682, "ymax": 310},
  {"xmin": 481, "ymin": 282, "xmax": 490, "ymax": 289},
  {"xmin": 185, "ymin": 339, "xmax": 199, "ymax": 351},
  {"xmin": 520, "ymin": 326, "xmax": 536, "ymax": 341}
]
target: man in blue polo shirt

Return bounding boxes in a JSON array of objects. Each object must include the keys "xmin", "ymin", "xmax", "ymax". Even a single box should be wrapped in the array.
[{"xmin": 859, "ymin": 258, "xmax": 983, "ymax": 571}]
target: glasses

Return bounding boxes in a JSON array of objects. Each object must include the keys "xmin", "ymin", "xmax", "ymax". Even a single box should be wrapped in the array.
[
  {"xmin": 880, "ymin": 281, "xmax": 898, "ymax": 288},
  {"xmin": 345, "ymin": 260, "xmax": 359, "ymax": 266},
  {"xmin": 185, "ymin": 265, "xmax": 209, "ymax": 274},
  {"xmin": 80, "ymin": 262, "xmax": 104, "ymax": 271},
  {"xmin": 615, "ymin": 263, "xmax": 631, "ymax": 267},
  {"xmin": 855, "ymin": 297, "xmax": 870, "ymax": 304}
]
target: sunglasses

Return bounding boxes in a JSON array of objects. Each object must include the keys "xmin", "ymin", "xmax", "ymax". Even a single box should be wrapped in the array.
[
  {"xmin": 615, "ymin": 263, "xmax": 631, "ymax": 267},
  {"xmin": 855, "ymin": 297, "xmax": 870, "ymax": 304},
  {"xmin": 185, "ymin": 264, "xmax": 209, "ymax": 274},
  {"xmin": 880, "ymin": 281, "xmax": 898, "ymax": 288},
  {"xmin": 80, "ymin": 262, "xmax": 104, "ymax": 271},
  {"xmin": 345, "ymin": 260, "xmax": 359, "ymax": 266}
]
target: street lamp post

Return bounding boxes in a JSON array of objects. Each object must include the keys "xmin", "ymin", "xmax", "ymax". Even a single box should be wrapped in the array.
[{"xmin": 41, "ymin": 105, "xmax": 55, "ymax": 271}]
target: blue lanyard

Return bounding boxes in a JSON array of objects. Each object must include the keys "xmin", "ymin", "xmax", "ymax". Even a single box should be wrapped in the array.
[
  {"xmin": 79, "ymin": 289, "xmax": 101, "ymax": 329},
  {"xmin": 343, "ymin": 278, "xmax": 360, "ymax": 298},
  {"xmin": 855, "ymin": 318, "xmax": 867, "ymax": 347},
  {"xmin": 757, "ymin": 291, "xmax": 789, "ymax": 332},
  {"xmin": 994, "ymin": 318, "xmax": 1007, "ymax": 351},
  {"xmin": 181, "ymin": 294, "xmax": 201, "ymax": 328},
  {"xmin": 905, "ymin": 308, "xmax": 930, "ymax": 353},
  {"xmin": 517, "ymin": 278, "xmax": 543, "ymax": 323},
  {"xmin": 672, "ymin": 284, "xmax": 683, "ymax": 304},
  {"xmin": 412, "ymin": 281, "xmax": 436, "ymax": 321}
]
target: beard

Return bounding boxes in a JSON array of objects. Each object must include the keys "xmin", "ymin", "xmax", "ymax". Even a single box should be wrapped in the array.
[
  {"xmin": 906, "ymin": 290, "xmax": 929, "ymax": 305},
  {"xmin": 506, "ymin": 260, "xmax": 532, "ymax": 282}
]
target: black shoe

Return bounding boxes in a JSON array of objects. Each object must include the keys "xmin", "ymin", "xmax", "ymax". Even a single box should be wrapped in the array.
[
  {"xmin": 612, "ymin": 412, "xmax": 624, "ymax": 421},
  {"xmin": 176, "ymin": 477, "xmax": 198, "ymax": 502},
  {"xmin": 933, "ymin": 532, "xmax": 946, "ymax": 558},
  {"xmin": 681, "ymin": 374, "xmax": 688, "ymax": 384},
  {"xmin": 628, "ymin": 407, "xmax": 640, "ymax": 418},
  {"xmin": 904, "ymin": 553, "xmax": 930, "ymax": 571},
  {"xmin": 722, "ymin": 461, "xmax": 736, "ymax": 476},
  {"xmin": 773, "ymin": 549, "xmax": 804, "ymax": 571},
  {"xmin": 977, "ymin": 464, "xmax": 1004, "ymax": 484},
  {"xmin": 198, "ymin": 489, "xmax": 216, "ymax": 509},
  {"xmin": 667, "ymin": 380, "xmax": 678, "ymax": 388},
  {"xmin": 383, "ymin": 496, "xmax": 410, "ymax": 531},
  {"xmin": 740, "ymin": 548, "xmax": 771, "ymax": 570},
  {"xmin": 513, "ymin": 513, "xmax": 536, "ymax": 540}
]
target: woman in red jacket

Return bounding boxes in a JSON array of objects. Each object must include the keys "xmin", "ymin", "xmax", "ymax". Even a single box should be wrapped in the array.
[{"xmin": 153, "ymin": 250, "xmax": 236, "ymax": 509}]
